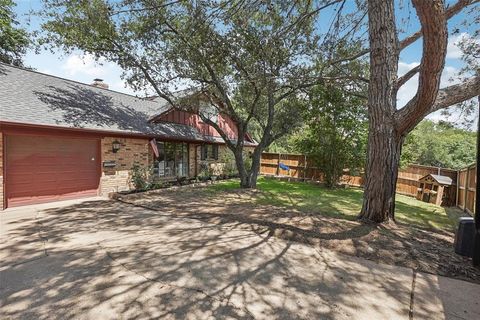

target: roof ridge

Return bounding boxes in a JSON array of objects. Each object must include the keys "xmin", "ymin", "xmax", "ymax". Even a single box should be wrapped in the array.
[{"xmin": 0, "ymin": 61, "xmax": 152, "ymax": 101}]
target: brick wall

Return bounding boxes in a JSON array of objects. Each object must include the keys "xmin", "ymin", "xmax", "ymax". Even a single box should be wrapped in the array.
[
  {"xmin": 189, "ymin": 144, "xmax": 199, "ymax": 177},
  {"xmin": 100, "ymin": 137, "xmax": 151, "ymax": 195}
]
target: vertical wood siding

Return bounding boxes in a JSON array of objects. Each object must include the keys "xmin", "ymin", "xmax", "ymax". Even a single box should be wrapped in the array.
[{"xmin": 157, "ymin": 110, "xmax": 239, "ymax": 139}]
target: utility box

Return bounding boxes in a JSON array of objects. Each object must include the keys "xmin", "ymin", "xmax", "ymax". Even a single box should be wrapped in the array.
[{"xmin": 454, "ymin": 217, "xmax": 475, "ymax": 257}]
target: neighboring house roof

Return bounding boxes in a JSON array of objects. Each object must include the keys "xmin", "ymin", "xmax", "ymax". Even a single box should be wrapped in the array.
[
  {"xmin": 419, "ymin": 174, "xmax": 454, "ymax": 186},
  {"xmin": 0, "ymin": 63, "xmax": 250, "ymax": 145}
]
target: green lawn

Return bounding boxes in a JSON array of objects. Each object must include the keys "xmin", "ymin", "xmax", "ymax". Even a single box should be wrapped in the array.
[{"xmin": 209, "ymin": 177, "xmax": 464, "ymax": 231}]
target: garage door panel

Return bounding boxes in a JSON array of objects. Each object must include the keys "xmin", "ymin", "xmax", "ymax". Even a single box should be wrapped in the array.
[{"xmin": 5, "ymin": 134, "xmax": 100, "ymax": 208}]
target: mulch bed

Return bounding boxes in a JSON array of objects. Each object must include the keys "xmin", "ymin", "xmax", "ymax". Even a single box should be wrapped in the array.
[{"xmin": 118, "ymin": 186, "xmax": 480, "ymax": 284}]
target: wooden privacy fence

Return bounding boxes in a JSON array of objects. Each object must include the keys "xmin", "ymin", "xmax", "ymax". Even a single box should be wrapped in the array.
[
  {"xmin": 457, "ymin": 163, "xmax": 477, "ymax": 215},
  {"xmin": 260, "ymin": 153, "xmax": 460, "ymax": 205},
  {"xmin": 260, "ymin": 152, "xmax": 362, "ymax": 186}
]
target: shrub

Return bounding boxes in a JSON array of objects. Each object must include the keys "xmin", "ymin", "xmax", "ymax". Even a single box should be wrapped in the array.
[
  {"xmin": 220, "ymin": 151, "xmax": 238, "ymax": 177},
  {"xmin": 130, "ymin": 164, "xmax": 158, "ymax": 190},
  {"xmin": 198, "ymin": 163, "xmax": 210, "ymax": 181}
]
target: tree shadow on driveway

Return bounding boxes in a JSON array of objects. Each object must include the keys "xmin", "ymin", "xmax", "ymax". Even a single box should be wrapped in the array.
[{"xmin": 1, "ymin": 198, "xmax": 416, "ymax": 319}]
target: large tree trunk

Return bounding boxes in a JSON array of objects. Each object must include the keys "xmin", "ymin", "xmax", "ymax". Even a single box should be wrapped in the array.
[
  {"xmin": 359, "ymin": 0, "xmax": 449, "ymax": 223},
  {"xmin": 359, "ymin": 0, "xmax": 400, "ymax": 222},
  {"xmin": 234, "ymin": 145, "xmax": 263, "ymax": 189},
  {"xmin": 359, "ymin": 120, "xmax": 404, "ymax": 222},
  {"xmin": 248, "ymin": 150, "xmax": 262, "ymax": 188},
  {"xmin": 233, "ymin": 149, "xmax": 250, "ymax": 188}
]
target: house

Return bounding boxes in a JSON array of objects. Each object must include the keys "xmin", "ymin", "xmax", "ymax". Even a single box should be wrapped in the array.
[
  {"xmin": 0, "ymin": 63, "xmax": 255, "ymax": 209},
  {"xmin": 416, "ymin": 173, "xmax": 455, "ymax": 206}
]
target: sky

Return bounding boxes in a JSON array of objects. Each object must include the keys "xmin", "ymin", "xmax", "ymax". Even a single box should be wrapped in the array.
[{"xmin": 12, "ymin": 0, "xmax": 480, "ymax": 128}]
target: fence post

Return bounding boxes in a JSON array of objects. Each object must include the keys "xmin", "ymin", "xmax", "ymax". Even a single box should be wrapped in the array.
[
  {"xmin": 276, "ymin": 153, "xmax": 280, "ymax": 176},
  {"xmin": 303, "ymin": 155, "xmax": 307, "ymax": 180},
  {"xmin": 473, "ymin": 164, "xmax": 477, "ymax": 215},
  {"xmin": 456, "ymin": 169, "xmax": 460, "ymax": 208},
  {"xmin": 465, "ymin": 166, "xmax": 470, "ymax": 213}
]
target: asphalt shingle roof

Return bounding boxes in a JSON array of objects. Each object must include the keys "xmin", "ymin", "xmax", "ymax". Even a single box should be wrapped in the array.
[{"xmin": 0, "ymin": 63, "xmax": 212, "ymax": 142}]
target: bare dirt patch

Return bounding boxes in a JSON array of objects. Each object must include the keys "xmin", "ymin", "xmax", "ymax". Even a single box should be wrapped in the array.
[{"xmin": 117, "ymin": 186, "xmax": 480, "ymax": 284}]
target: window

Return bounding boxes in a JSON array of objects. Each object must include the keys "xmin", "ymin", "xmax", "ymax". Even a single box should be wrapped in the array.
[
  {"xmin": 154, "ymin": 142, "xmax": 188, "ymax": 177},
  {"xmin": 200, "ymin": 144, "xmax": 219, "ymax": 160},
  {"xmin": 201, "ymin": 145, "xmax": 209, "ymax": 160},
  {"xmin": 211, "ymin": 145, "xmax": 218, "ymax": 160}
]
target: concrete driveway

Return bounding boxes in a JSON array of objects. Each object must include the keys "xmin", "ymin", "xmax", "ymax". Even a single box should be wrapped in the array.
[{"xmin": 1, "ymin": 198, "xmax": 479, "ymax": 320}]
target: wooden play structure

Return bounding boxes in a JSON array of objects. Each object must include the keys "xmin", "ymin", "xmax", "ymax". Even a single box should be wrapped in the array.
[{"xmin": 416, "ymin": 174, "xmax": 455, "ymax": 206}]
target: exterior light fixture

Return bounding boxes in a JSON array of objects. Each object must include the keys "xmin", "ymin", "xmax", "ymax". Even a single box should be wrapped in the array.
[{"xmin": 112, "ymin": 140, "xmax": 121, "ymax": 153}]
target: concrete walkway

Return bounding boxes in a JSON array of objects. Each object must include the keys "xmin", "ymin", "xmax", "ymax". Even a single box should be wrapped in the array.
[{"xmin": 1, "ymin": 198, "xmax": 479, "ymax": 319}]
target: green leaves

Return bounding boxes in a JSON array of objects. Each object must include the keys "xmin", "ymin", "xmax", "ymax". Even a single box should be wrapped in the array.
[
  {"xmin": 295, "ymin": 83, "xmax": 368, "ymax": 188},
  {"xmin": 0, "ymin": 0, "xmax": 29, "ymax": 66},
  {"xmin": 401, "ymin": 120, "xmax": 477, "ymax": 169}
]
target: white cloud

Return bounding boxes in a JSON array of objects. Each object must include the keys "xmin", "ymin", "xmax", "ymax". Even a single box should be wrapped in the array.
[
  {"xmin": 398, "ymin": 61, "xmax": 420, "ymax": 75},
  {"xmin": 396, "ymin": 61, "xmax": 477, "ymax": 127},
  {"xmin": 61, "ymin": 53, "xmax": 109, "ymax": 78},
  {"xmin": 109, "ymin": 80, "xmax": 138, "ymax": 96},
  {"xmin": 396, "ymin": 62, "xmax": 461, "ymax": 108},
  {"xmin": 446, "ymin": 32, "xmax": 479, "ymax": 60},
  {"xmin": 397, "ymin": 62, "xmax": 420, "ymax": 108},
  {"xmin": 38, "ymin": 67, "xmax": 54, "ymax": 75},
  {"xmin": 57, "ymin": 52, "xmax": 142, "ymax": 95}
]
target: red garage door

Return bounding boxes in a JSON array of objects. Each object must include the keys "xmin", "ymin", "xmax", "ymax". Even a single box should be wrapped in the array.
[{"xmin": 5, "ymin": 134, "xmax": 100, "ymax": 208}]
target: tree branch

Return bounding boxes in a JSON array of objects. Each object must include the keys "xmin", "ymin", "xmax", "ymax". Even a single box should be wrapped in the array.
[
  {"xmin": 395, "ymin": 0, "xmax": 448, "ymax": 135},
  {"xmin": 396, "ymin": 64, "xmax": 420, "ymax": 90},
  {"xmin": 430, "ymin": 75, "xmax": 480, "ymax": 113},
  {"xmin": 162, "ymin": 20, "xmax": 241, "ymax": 125},
  {"xmin": 399, "ymin": 0, "xmax": 478, "ymax": 49},
  {"xmin": 330, "ymin": 0, "xmax": 478, "ymax": 66},
  {"xmin": 108, "ymin": 1, "xmax": 181, "ymax": 16}
]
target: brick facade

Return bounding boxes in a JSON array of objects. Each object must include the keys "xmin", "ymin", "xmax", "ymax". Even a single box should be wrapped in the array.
[
  {"xmin": 99, "ymin": 137, "xmax": 151, "ymax": 195},
  {"xmin": 0, "ymin": 133, "xmax": 255, "ymax": 209}
]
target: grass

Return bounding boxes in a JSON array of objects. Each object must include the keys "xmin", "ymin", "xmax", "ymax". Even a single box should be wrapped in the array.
[{"xmin": 209, "ymin": 176, "xmax": 465, "ymax": 232}]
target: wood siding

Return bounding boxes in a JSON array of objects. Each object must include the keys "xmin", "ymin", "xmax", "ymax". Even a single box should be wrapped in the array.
[
  {"xmin": 157, "ymin": 109, "xmax": 239, "ymax": 139},
  {"xmin": 457, "ymin": 163, "xmax": 476, "ymax": 215}
]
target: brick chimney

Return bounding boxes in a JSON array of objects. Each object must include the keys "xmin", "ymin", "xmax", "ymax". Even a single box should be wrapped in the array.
[{"xmin": 92, "ymin": 78, "xmax": 109, "ymax": 89}]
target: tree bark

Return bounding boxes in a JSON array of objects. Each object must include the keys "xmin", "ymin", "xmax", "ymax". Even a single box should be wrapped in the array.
[
  {"xmin": 234, "ymin": 144, "xmax": 263, "ymax": 189},
  {"xmin": 359, "ymin": 0, "xmax": 400, "ymax": 222},
  {"xmin": 360, "ymin": 0, "xmax": 450, "ymax": 223},
  {"xmin": 359, "ymin": 120, "xmax": 404, "ymax": 222}
]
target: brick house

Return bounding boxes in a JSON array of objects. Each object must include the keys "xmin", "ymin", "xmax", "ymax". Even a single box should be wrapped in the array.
[{"xmin": 0, "ymin": 63, "xmax": 256, "ymax": 209}]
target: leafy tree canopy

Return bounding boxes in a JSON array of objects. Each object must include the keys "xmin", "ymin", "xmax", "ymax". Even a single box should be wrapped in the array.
[
  {"xmin": 37, "ymin": 0, "xmax": 364, "ymax": 188},
  {"xmin": 401, "ymin": 120, "xmax": 477, "ymax": 169},
  {"xmin": 0, "ymin": 0, "xmax": 29, "ymax": 66},
  {"xmin": 294, "ymin": 84, "xmax": 368, "ymax": 187}
]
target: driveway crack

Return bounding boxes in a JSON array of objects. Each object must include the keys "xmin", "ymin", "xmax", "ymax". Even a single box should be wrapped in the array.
[{"xmin": 409, "ymin": 269, "xmax": 417, "ymax": 319}]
